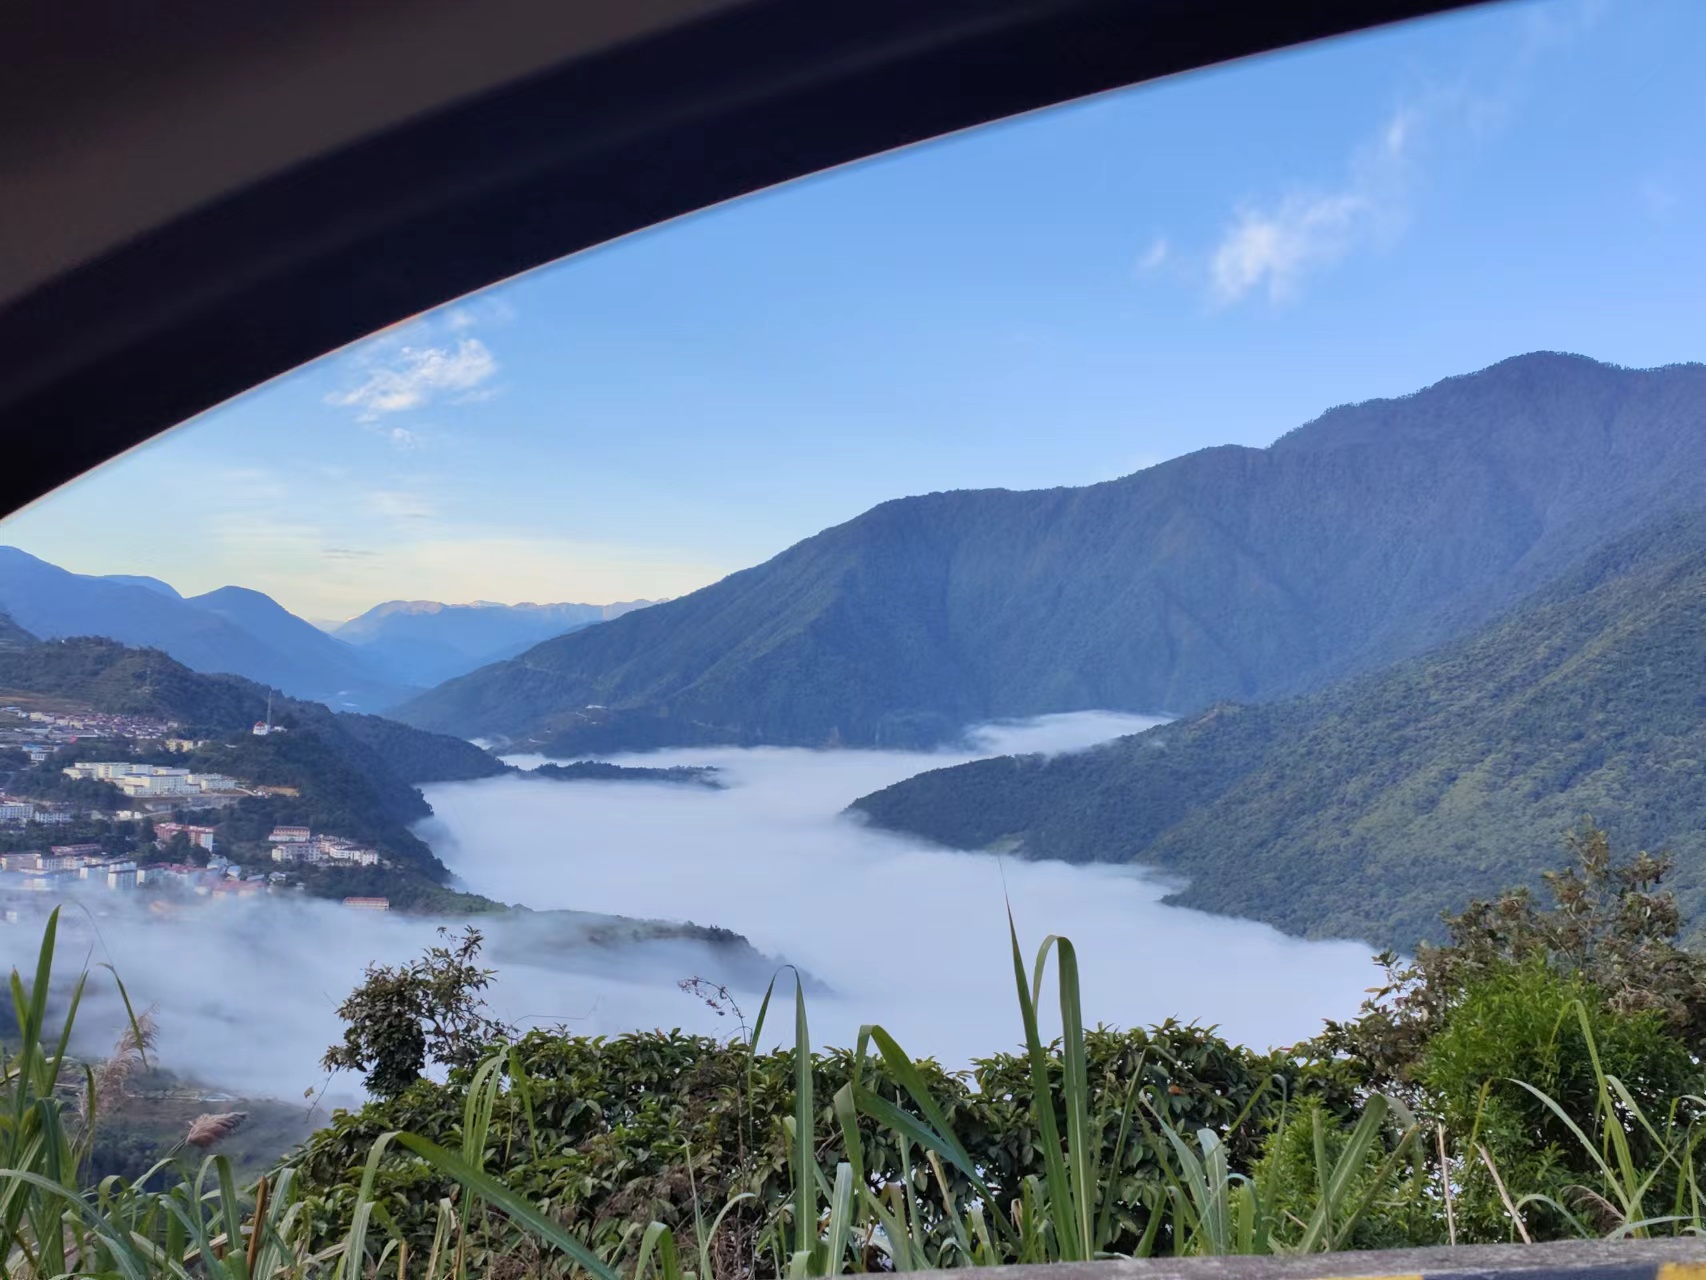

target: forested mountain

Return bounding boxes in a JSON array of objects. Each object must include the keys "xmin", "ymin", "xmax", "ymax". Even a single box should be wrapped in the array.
[
  {"xmin": 335, "ymin": 598, "xmax": 656, "ymax": 687},
  {"xmin": 397, "ymin": 354, "xmax": 1706, "ymax": 754},
  {"xmin": 0, "ymin": 611, "xmax": 35, "ymax": 652},
  {"xmin": 0, "ymin": 548, "xmax": 408, "ymax": 710},
  {"xmin": 851, "ymin": 509, "xmax": 1706, "ymax": 949},
  {"xmin": 0, "ymin": 636, "xmax": 502, "ymax": 798},
  {"xmin": 0, "ymin": 634, "xmax": 507, "ymax": 893}
]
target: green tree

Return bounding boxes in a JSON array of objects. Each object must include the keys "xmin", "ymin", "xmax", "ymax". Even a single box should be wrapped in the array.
[
  {"xmin": 1315, "ymin": 822, "xmax": 1706, "ymax": 1087},
  {"xmin": 162, "ymin": 831, "xmax": 202, "ymax": 867},
  {"xmin": 321, "ymin": 927, "xmax": 512, "ymax": 1098}
]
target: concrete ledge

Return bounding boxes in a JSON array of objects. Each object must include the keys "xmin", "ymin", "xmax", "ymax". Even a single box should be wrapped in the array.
[{"xmin": 989, "ymin": 1239, "xmax": 1706, "ymax": 1280}]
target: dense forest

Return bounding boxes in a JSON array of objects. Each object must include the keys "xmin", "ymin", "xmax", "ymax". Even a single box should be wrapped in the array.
[
  {"xmin": 0, "ymin": 610, "xmax": 35, "ymax": 651},
  {"xmin": 852, "ymin": 509, "xmax": 1706, "ymax": 948}
]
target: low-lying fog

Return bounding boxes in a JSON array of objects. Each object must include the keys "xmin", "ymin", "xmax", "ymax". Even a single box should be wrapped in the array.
[
  {"xmin": 2, "ymin": 712, "xmax": 1380, "ymax": 1103},
  {"xmin": 420, "ymin": 712, "xmax": 1379, "ymax": 1067}
]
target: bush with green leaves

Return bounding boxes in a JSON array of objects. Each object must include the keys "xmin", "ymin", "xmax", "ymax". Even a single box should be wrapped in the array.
[
  {"xmin": 294, "ymin": 1016, "xmax": 1296, "ymax": 1269},
  {"xmin": 1419, "ymin": 960, "xmax": 1698, "ymax": 1240}
]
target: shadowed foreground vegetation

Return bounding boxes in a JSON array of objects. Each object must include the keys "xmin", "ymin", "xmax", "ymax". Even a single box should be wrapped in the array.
[{"xmin": 5, "ymin": 826, "xmax": 1706, "ymax": 1277}]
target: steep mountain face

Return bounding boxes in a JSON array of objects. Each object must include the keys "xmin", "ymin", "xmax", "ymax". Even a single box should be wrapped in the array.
[
  {"xmin": 0, "ymin": 611, "xmax": 35, "ymax": 652},
  {"xmin": 335, "ymin": 598, "xmax": 655, "ymax": 687},
  {"xmin": 850, "ymin": 510, "xmax": 1706, "ymax": 950},
  {"xmin": 0, "ymin": 549, "xmax": 408, "ymax": 711},
  {"xmin": 398, "ymin": 354, "xmax": 1706, "ymax": 753}
]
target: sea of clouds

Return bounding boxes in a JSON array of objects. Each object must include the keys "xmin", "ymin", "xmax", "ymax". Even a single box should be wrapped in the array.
[
  {"xmin": 423, "ymin": 711, "xmax": 1379, "ymax": 1067},
  {"xmin": 0, "ymin": 712, "xmax": 1380, "ymax": 1104}
]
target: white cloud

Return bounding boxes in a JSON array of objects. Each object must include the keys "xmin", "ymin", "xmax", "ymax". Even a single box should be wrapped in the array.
[
  {"xmin": 1135, "ymin": 236, "xmax": 1169, "ymax": 273},
  {"xmin": 1210, "ymin": 190, "xmax": 1375, "ymax": 304},
  {"xmin": 1202, "ymin": 0, "xmax": 1606, "ymax": 308},
  {"xmin": 1207, "ymin": 81, "xmax": 1454, "ymax": 307},
  {"xmin": 327, "ymin": 337, "xmax": 498, "ymax": 422},
  {"xmin": 418, "ymin": 715, "xmax": 1377, "ymax": 1070}
]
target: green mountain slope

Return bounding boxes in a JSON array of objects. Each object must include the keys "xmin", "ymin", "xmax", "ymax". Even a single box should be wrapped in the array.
[
  {"xmin": 0, "ymin": 637, "xmax": 506, "ymax": 886},
  {"xmin": 397, "ymin": 354, "xmax": 1706, "ymax": 754},
  {"xmin": 0, "ymin": 636, "xmax": 265, "ymax": 726},
  {"xmin": 850, "ymin": 510, "xmax": 1706, "ymax": 949},
  {"xmin": 0, "ymin": 611, "xmax": 37, "ymax": 652}
]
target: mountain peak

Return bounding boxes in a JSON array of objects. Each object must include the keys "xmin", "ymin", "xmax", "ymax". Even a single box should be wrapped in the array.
[
  {"xmin": 394, "ymin": 353, "xmax": 1706, "ymax": 754},
  {"xmin": 99, "ymin": 573, "xmax": 183, "ymax": 599}
]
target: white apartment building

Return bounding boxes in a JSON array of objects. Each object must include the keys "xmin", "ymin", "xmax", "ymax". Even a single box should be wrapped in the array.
[
  {"xmin": 116, "ymin": 771, "xmax": 197, "ymax": 798},
  {"xmin": 63, "ymin": 763, "xmax": 235, "ymax": 797},
  {"xmin": 62, "ymin": 762, "xmax": 140, "ymax": 780},
  {"xmin": 320, "ymin": 840, "xmax": 380, "ymax": 867},
  {"xmin": 0, "ymin": 802, "xmax": 33, "ymax": 823}
]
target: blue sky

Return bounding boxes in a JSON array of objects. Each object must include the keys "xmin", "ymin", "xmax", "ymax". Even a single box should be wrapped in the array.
[{"xmin": 5, "ymin": 0, "xmax": 1704, "ymax": 620}]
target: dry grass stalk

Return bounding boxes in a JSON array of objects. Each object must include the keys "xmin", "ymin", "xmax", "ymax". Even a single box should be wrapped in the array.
[
  {"xmin": 186, "ymin": 1110, "xmax": 248, "ymax": 1149},
  {"xmin": 246, "ymin": 1174, "xmax": 270, "ymax": 1273},
  {"xmin": 83, "ymin": 1008, "xmax": 158, "ymax": 1124}
]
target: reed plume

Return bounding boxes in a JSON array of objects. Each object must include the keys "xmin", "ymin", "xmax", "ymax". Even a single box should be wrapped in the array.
[
  {"xmin": 186, "ymin": 1111, "xmax": 248, "ymax": 1149},
  {"xmin": 83, "ymin": 1007, "xmax": 158, "ymax": 1124}
]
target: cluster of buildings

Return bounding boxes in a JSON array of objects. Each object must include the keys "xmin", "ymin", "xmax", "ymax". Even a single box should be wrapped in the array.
[
  {"xmin": 267, "ymin": 825, "xmax": 383, "ymax": 868},
  {"xmin": 0, "ymin": 839, "xmax": 276, "ymax": 897},
  {"xmin": 22, "ymin": 710, "xmax": 176, "ymax": 737},
  {"xmin": 57, "ymin": 761, "xmax": 261, "ymax": 819},
  {"xmin": 62, "ymin": 761, "xmax": 243, "ymax": 800},
  {"xmin": 0, "ymin": 845, "xmax": 142, "ymax": 890},
  {"xmin": 0, "ymin": 707, "xmax": 179, "ymax": 764},
  {"xmin": 0, "ymin": 796, "xmax": 75, "ymax": 827}
]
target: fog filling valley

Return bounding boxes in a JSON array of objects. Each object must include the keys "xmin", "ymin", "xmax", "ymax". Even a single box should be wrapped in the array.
[
  {"xmin": 4, "ymin": 712, "xmax": 1379, "ymax": 1103},
  {"xmin": 423, "ymin": 713, "xmax": 1378, "ymax": 1069}
]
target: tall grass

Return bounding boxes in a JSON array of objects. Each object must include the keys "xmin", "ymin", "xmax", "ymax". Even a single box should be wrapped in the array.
[{"xmin": 0, "ymin": 908, "xmax": 1701, "ymax": 1277}]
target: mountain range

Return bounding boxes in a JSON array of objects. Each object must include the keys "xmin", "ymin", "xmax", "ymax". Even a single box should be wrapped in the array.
[
  {"xmin": 333, "ymin": 598, "xmax": 655, "ymax": 687},
  {"xmin": 395, "ymin": 354, "xmax": 1706, "ymax": 754},
  {"xmin": 851, "ymin": 507, "xmax": 1706, "ymax": 948},
  {"xmin": 0, "ymin": 548, "xmax": 645, "ymax": 712}
]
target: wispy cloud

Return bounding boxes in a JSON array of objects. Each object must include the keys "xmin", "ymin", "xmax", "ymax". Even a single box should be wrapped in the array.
[
  {"xmin": 324, "ymin": 296, "xmax": 514, "ymax": 436},
  {"xmin": 1206, "ymin": 2, "xmax": 1602, "ymax": 307},
  {"xmin": 1209, "ymin": 101, "xmax": 1417, "ymax": 305},
  {"xmin": 327, "ymin": 337, "xmax": 498, "ymax": 421},
  {"xmin": 1135, "ymin": 237, "xmax": 1169, "ymax": 274}
]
